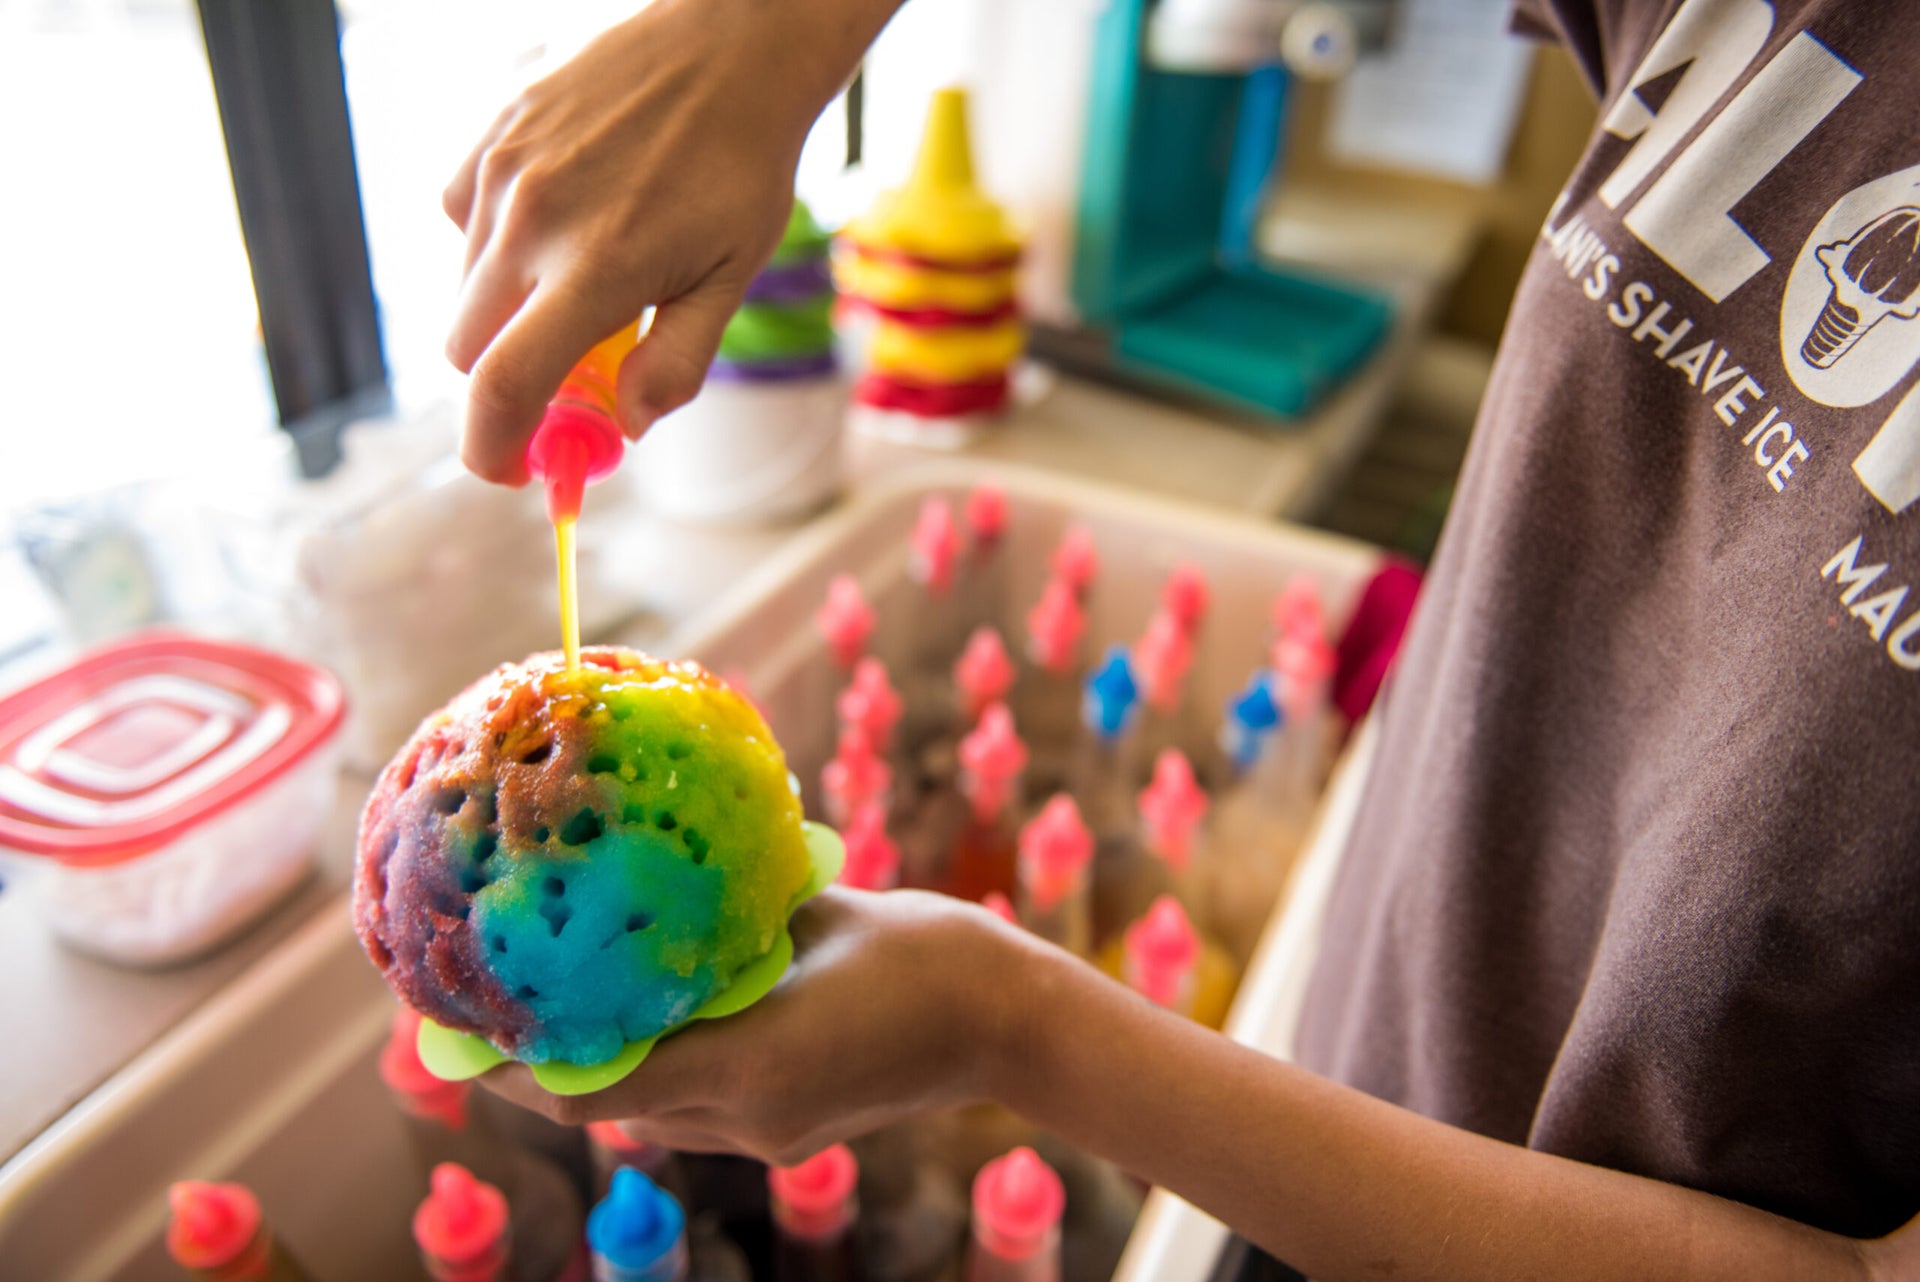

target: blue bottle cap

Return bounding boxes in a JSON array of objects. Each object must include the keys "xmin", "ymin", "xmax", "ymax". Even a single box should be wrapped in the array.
[
  {"xmin": 588, "ymin": 1167, "xmax": 687, "ymax": 1274},
  {"xmin": 1082, "ymin": 645, "xmax": 1140, "ymax": 741},
  {"xmin": 1219, "ymin": 671, "xmax": 1283, "ymax": 771}
]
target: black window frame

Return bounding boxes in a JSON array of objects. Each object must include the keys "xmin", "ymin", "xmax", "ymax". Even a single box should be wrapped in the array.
[{"xmin": 195, "ymin": 0, "xmax": 389, "ymax": 478}]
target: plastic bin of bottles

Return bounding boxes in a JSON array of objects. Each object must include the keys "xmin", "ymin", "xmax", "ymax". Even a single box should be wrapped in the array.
[{"xmin": 0, "ymin": 463, "xmax": 1380, "ymax": 1282}]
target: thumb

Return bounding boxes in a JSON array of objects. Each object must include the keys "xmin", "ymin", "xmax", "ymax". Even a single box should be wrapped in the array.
[{"xmin": 617, "ymin": 278, "xmax": 746, "ymax": 436}]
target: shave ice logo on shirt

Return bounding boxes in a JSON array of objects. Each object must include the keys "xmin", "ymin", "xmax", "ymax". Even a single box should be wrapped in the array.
[
  {"xmin": 1538, "ymin": 0, "xmax": 1920, "ymax": 671},
  {"xmin": 1781, "ymin": 167, "xmax": 1920, "ymax": 517}
]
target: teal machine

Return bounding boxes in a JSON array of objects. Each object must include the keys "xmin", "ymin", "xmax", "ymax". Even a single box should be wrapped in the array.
[{"xmin": 1070, "ymin": 0, "xmax": 1394, "ymax": 418}]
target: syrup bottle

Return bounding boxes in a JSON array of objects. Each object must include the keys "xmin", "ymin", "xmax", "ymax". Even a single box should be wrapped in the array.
[
  {"xmin": 167, "ymin": 1181, "xmax": 317, "ymax": 1282},
  {"xmin": 1017, "ymin": 576, "xmax": 1088, "ymax": 791},
  {"xmin": 587, "ymin": 1121, "xmax": 688, "ymax": 1205},
  {"xmin": 822, "ymin": 726, "xmax": 894, "ymax": 833},
  {"xmin": 1125, "ymin": 609, "xmax": 1195, "ymax": 788},
  {"xmin": 966, "ymin": 1148, "xmax": 1064, "ymax": 1282},
  {"xmin": 1133, "ymin": 748, "xmax": 1210, "ymax": 925},
  {"xmin": 849, "ymin": 1125, "xmax": 970, "ymax": 1282},
  {"xmin": 841, "ymin": 799, "xmax": 904, "ymax": 892},
  {"xmin": 1070, "ymin": 647, "xmax": 1150, "ymax": 945},
  {"xmin": 381, "ymin": 1007, "xmax": 589, "ymax": 1282},
  {"xmin": 1051, "ymin": 526, "xmax": 1098, "ymax": 604},
  {"xmin": 814, "ymin": 574, "xmax": 880, "ymax": 781},
  {"xmin": 413, "ymin": 1163, "xmax": 515, "ymax": 1282},
  {"xmin": 957, "ymin": 484, "xmax": 1011, "ymax": 632},
  {"xmin": 899, "ymin": 497, "xmax": 966, "ymax": 770},
  {"xmin": 956, "ymin": 627, "xmax": 1018, "ymax": 729},
  {"xmin": 589, "ymin": 1168, "xmax": 751, "ymax": 1282},
  {"xmin": 900, "ymin": 624, "xmax": 1020, "ymax": 882},
  {"xmin": 1016, "ymin": 796, "xmax": 1095, "ymax": 957},
  {"xmin": 837, "ymin": 658, "xmax": 906, "ymax": 788},
  {"xmin": 944, "ymin": 702, "xmax": 1029, "ymax": 903},
  {"xmin": 1121, "ymin": 896, "xmax": 1236, "ymax": 1027},
  {"xmin": 769, "ymin": 1145, "xmax": 864, "ymax": 1282},
  {"xmin": 1206, "ymin": 669, "xmax": 1316, "ymax": 967},
  {"xmin": 1160, "ymin": 564, "xmax": 1209, "ymax": 646}
]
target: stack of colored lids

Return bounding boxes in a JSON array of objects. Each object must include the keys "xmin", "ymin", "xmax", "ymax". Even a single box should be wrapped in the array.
[
  {"xmin": 839, "ymin": 87, "xmax": 1023, "ymax": 420},
  {"xmin": 714, "ymin": 200, "xmax": 837, "ymax": 383}
]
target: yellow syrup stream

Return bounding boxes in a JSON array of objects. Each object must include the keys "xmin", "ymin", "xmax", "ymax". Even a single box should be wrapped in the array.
[{"xmin": 556, "ymin": 516, "xmax": 581, "ymax": 674}]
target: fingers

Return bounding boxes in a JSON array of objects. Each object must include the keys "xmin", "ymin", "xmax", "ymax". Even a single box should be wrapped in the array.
[
  {"xmin": 612, "ymin": 1117, "xmax": 748, "ymax": 1157},
  {"xmin": 443, "ymin": 103, "xmax": 516, "ymax": 232},
  {"xmin": 443, "ymin": 147, "xmax": 481, "ymax": 232},
  {"xmin": 445, "ymin": 247, "xmax": 533, "ymax": 375},
  {"xmin": 457, "ymin": 275, "xmax": 631, "ymax": 486},
  {"xmin": 615, "ymin": 276, "xmax": 747, "ymax": 436}
]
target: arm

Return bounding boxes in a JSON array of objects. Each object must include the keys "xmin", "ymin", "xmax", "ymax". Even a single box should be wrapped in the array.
[
  {"xmin": 443, "ymin": 0, "xmax": 900, "ymax": 484},
  {"xmin": 1002, "ymin": 937, "xmax": 1892, "ymax": 1282},
  {"xmin": 483, "ymin": 890, "xmax": 1912, "ymax": 1282}
]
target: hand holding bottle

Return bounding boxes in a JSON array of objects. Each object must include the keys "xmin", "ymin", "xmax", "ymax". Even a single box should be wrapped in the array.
[{"xmin": 444, "ymin": 0, "xmax": 900, "ymax": 485}]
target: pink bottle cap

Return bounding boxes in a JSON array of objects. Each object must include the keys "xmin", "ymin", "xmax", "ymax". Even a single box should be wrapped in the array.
[
  {"xmin": 768, "ymin": 1144, "xmax": 860, "ymax": 1241},
  {"xmin": 1051, "ymin": 526, "xmax": 1099, "ymax": 596},
  {"xmin": 588, "ymin": 1119, "xmax": 660, "ymax": 1160},
  {"xmin": 959, "ymin": 702, "xmax": 1028, "ymax": 822},
  {"xmin": 966, "ymin": 484, "xmax": 1009, "ymax": 545},
  {"xmin": 1025, "ymin": 577, "xmax": 1086, "ymax": 675},
  {"xmin": 1138, "ymin": 749, "xmax": 1208, "ymax": 872},
  {"xmin": 381, "ymin": 1005, "xmax": 470, "ymax": 1131},
  {"xmin": 1271, "ymin": 577, "xmax": 1325, "ymax": 643},
  {"xmin": 1161, "ymin": 563, "xmax": 1210, "ymax": 635},
  {"xmin": 981, "ymin": 891, "xmax": 1018, "ymax": 924},
  {"xmin": 527, "ymin": 402, "xmax": 626, "ymax": 523},
  {"xmin": 910, "ymin": 497, "xmax": 962, "ymax": 594},
  {"xmin": 836, "ymin": 657, "xmax": 903, "ymax": 752},
  {"xmin": 972, "ymin": 1147, "xmax": 1065, "ymax": 1263},
  {"xmin": 1131, "ymin": 610, "xmax": 1193, "ymax": 712},
  {"xmin": 1123, "ymin": 896, "xmax": 1201, "ymax": 1010},
  {"xmin": 955, "ymin": 627, "xmax": 1017, "ymax": 722},
  {"xmin": 821, "ymin": 726, "xmax": 892, "ymax": 818},
  {"xmin": 1271, "ymin": 632, "xmax": 1336, "ymax": 722},
  {"xmin": 816, "ymin": 575, "xmax": 876, "ymax": 670},
  {"xmin": 1018, "ymin": 795, "xmax": 1093, "ymax": 912},
  {"xmin": 167, "ymin": 1181, "xmax": 265, "ymax": 1274},
  {"xmin": 839, "ymin": 800, "xmax": 901, "ymax": 891},
  {"xmin": 413, "ymin": 1163, "xmax": 510, "ymax": 1281}
]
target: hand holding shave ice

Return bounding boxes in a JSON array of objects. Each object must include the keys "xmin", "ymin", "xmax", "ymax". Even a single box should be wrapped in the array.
[{"xmin": 352, "ymin": 647, "xmax": 842, "ymax": 1092}]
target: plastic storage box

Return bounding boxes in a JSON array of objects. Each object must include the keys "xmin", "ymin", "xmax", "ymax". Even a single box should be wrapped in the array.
[
  {"xmin": 0, "ymin": 466, "xmax": 1376, "ymax": 1279},
  {"xmin": 0, "ymin": 632, "xmax": 345, "ymax": 966}
]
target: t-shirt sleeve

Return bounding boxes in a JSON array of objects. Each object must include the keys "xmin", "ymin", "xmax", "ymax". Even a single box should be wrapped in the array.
[{"xmin": 1508, "ymin": 0, "xmax": 1608, "ymax": 99}]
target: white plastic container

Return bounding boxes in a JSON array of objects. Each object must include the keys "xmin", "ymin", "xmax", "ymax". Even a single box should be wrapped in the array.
[
  {"xmin": 0, "ymin": 632, "xmax": 345, "ymax": 966},
  {"xmin": 633, "ymin": 376, "xmax": 847, "ymax": 524}
]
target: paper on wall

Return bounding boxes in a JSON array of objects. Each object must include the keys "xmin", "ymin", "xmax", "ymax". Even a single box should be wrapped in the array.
[{"xmin": 1325, "ymin": 0, "xmax": 1535, "ymax": 185}]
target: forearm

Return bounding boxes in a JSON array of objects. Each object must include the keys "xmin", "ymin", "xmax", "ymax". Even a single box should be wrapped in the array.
[{"xmin": 986, "ymin": 944, "xmax": 1875, "ymax": 1282}]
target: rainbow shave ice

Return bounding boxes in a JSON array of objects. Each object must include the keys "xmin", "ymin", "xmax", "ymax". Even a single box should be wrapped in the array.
[{"xmin": 354, "ymin": 648, "xmax": 812, "ymax": 1065}]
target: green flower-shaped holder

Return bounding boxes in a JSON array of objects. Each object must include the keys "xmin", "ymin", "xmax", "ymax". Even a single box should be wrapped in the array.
[{"xmin": 417, "ymin": 821, "xmax": 843, "ymax": 1096}]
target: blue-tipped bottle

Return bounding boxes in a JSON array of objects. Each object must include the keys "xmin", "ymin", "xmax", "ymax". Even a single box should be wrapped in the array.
[
  {"xmin": 1217, "ymin": 670, "xmax": 1283, "ymax": 782},
  {"xmin": 1073, "ymin": 645, "xmax": 1146, "ymax": 945},
  {"xmin": 1081, "ymin": 645, "xmax": 1141, "ymax": 744},
  {"xmin": 589, "ymin": 1168, "xmax": 689, "ymax": 1282}
]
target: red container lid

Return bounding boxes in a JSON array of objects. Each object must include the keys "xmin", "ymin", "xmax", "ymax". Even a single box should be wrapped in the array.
[{"xmin": 0, "ymin": 632, "xmax": 345, "ymax": 867}]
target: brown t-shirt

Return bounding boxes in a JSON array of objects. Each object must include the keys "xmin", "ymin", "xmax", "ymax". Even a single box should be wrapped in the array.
[{"xmin": 1296, "ymin": 0, "xmax": 1920, "ymax": 1239}]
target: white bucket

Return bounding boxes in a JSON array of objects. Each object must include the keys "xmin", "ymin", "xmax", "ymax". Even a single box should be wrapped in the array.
[{"xmin": 632, "ymin": 375, "xmax": 848, "ymax": 525}]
